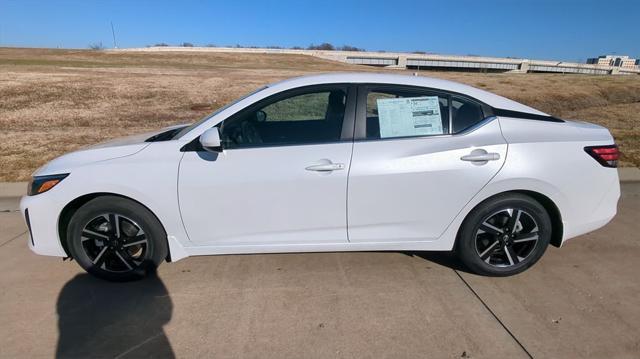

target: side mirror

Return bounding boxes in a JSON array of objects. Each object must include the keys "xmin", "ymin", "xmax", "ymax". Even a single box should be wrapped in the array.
[{"xmin": 199, "ymin": 127, "xmax": 222, "ymax": 152}]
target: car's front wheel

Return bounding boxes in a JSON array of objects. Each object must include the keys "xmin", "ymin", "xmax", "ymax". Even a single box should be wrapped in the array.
[
  {"xmin": 66, "ymin": 196, "xmax": 168, "ymax": 281},
  {"xmin": 456, "ymin": 193, "xmax": 552, "ymax": 276}
]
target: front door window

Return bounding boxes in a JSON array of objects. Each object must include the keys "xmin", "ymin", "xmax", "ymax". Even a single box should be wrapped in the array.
[{"xmin": 220, "ymin": 89, "xmax": 347, "ymax": 148}]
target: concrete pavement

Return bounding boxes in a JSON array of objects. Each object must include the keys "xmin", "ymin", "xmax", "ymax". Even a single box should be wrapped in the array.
[{"xmin": 0, "ymin": 184, "xmax": 639, "ymax": 358}]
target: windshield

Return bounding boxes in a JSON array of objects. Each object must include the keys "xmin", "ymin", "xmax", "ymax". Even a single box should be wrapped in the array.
[{"xmin": 172, "ymin": 86, "xmax": 268, "ymax": 139}]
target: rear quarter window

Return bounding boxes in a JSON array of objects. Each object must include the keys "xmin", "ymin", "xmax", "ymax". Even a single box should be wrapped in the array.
[{"xmin": 451, "ymin": 96, "xmax": 485, "ymax": 133}]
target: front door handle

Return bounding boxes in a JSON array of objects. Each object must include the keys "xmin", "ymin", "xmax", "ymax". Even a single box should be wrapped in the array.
[
  {"xmin": 461, "ymin": 149, "xmax": 500, "ymax": 164},
  {"xmin": 305, "ymin": 160, "xmax": 345, "ymax": 172}
]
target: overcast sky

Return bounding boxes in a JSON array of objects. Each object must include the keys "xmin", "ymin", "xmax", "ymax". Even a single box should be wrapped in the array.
[{"xmin": 1, "ymin": 0, "xmax": 638, "ymax": 62}]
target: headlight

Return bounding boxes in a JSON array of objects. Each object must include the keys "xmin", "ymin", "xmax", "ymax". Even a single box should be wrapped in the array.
[{"xmin": 27, "ymin": 174, "xmax": 69, "ymax": 196}]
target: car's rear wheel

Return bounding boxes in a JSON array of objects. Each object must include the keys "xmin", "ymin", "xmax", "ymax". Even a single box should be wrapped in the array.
[
  {"xmin": 66, "ymin": 196, "xmax": 168, "ymax": 281},
  {"xmin": 456, "ymin": 193, "xmax": 551, "ymax": 276}
]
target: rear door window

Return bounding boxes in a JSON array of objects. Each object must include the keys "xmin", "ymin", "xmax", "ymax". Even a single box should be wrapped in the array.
[{"xmin": 365, "ymin": 90, "xmax": 450, "ymax": 140}]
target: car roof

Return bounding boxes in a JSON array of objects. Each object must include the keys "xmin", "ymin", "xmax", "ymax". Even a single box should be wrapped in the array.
[{"xmin": 269, "ymin": 73, "xmax": 548, "ymax": 116}]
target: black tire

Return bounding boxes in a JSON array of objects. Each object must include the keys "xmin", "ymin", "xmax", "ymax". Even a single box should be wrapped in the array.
[
  {"xmin": 456, "ymin": 193, "xmax": 551, "ymax": 276},
  {"xmin": 66, "ymin": 196, "xmax": 168, "ymax": 281}
]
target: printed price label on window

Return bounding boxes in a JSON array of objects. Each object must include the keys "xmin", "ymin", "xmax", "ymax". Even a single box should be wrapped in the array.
[{"xmin": 377, "ymin": 96, "xmax": 444, "ymax": 138}]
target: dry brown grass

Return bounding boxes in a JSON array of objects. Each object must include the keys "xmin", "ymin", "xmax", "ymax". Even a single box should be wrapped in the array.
[{"xmin": 1, "ymin": 47, "xmax": 639, "ymax": 181}]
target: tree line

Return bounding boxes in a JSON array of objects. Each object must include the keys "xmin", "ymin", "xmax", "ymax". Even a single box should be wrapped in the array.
[{"xmin": 147, "ymin": 42, "xmax": 365, "ymax": 51}]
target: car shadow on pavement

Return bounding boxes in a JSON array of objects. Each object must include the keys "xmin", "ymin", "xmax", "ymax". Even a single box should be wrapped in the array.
[
  {"xmin": 56, "ymin": 270, "xmax": 174, "ymax": 358},
  {"xmin": 403, "ymin": 251, "xmax": 474, "ymax": 274}
]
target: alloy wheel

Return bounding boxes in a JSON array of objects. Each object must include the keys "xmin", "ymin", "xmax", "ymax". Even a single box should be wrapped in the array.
[
  {"xmin": 474, "ymin": 208, "xmax": 539, "ymax": 267},
  {"xmin": 80, "ymin": 213, "xmax": 149, "ymax": 273}
]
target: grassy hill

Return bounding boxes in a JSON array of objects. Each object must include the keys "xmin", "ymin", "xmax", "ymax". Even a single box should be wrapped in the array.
[{"xmin": 1, "ymin": 47, "xmax": 638, "ymax": 181}]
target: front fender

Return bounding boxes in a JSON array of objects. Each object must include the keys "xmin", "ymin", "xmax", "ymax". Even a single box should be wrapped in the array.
[{"xmin": 21, "ymin": 141, "xmax": 191, "ymax": 260}]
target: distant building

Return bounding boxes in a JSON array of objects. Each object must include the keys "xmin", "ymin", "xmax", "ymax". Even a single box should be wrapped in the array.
[{"xmin": 587, "ymin": 55, "xmax": 637, "ymax": 68}]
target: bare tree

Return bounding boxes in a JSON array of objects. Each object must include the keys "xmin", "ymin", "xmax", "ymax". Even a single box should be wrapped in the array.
[
  {"xmin": 307, "ymin": 43, "xmax": 335, "ymax": 51},
  {"xmin": 338, "ymin": 45, "xmax": 364, "ymax": 52}
]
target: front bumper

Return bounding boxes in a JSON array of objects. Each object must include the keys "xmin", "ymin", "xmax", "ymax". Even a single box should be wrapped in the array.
[{"xmin": 20, "ymin": 194, "xmax": 68, "ymax": 257}]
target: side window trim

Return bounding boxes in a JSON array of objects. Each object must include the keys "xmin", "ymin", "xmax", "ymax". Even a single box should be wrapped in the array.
[
  {"xmin": 447, "ymin": 94, "xmax": 453, "ymax": 135},
  {"xmin": 341, "ymin": 85, "xmax": 358, "ymax": 141}
]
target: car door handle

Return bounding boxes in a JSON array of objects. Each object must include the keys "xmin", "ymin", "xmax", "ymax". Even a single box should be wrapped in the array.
[
  {"xmin": 305, "ymin": 162, "xmax": 345, "ymax": 172},
  {"xmin": 460, "ymin": 150, "xmax": 501, "ymax": 162}
]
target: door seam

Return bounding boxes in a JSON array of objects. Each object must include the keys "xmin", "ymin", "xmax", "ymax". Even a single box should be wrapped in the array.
[
  {"xmin": 176, "ymin": 151, "xmax": 194, "ymax": 243},
  {"xmin": 345, "ymin": 85, "xmax": 359, "ymax": 243},
  {"xmin": 345, "ymin": 140, "xmax": 355, "ymax": 243}
]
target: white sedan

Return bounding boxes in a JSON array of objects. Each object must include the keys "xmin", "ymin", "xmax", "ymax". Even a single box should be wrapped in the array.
[{"xmin": 20, "ymin": 73, "xmax": 620, "ymax": 281}]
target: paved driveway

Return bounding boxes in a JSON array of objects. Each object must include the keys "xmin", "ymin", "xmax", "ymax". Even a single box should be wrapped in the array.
[{"xmin": 0, "ymin": 184, "xmax": 638, "ymax": 358}]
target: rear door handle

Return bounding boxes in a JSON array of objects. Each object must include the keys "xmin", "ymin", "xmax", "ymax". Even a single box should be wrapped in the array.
[
  {"xmin": 461, "ymin": 149, "xmax": 500, "ymax": 163},
  {"xmin": 305, "ymin": 161, "xmax": 345, "ymax": 172}
]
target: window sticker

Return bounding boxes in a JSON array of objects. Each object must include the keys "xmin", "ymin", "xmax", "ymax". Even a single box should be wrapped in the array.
[{"xmin": 377, "ymin": 96, "xmax": 444, "ymax": 138}]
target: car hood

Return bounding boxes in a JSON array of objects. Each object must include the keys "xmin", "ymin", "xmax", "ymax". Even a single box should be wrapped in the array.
[{"xmin": 33, "ymin": 125, "xmax": 184, "ymax": 176}]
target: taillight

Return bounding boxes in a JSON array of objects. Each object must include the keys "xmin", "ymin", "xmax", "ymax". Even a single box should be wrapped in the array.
[{"xmin": 584, "ymin": 145, "xmax": 619, "ymax": 168}]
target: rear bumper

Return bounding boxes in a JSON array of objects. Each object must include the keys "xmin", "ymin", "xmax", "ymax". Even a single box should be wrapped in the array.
[
  {"xmin": 561, "ymin": 173, "xmax": 620, "ymax": 244},
  {"xmin": 20, "ymin": 194, "xmax": 68, "ymax": 257}
]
